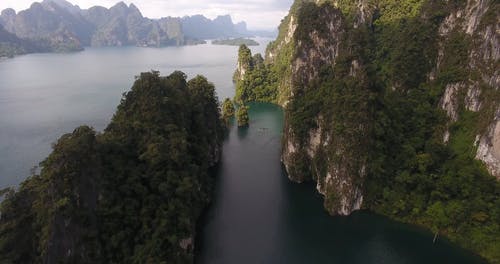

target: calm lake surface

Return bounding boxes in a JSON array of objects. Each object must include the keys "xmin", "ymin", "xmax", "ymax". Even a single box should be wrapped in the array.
[
  {"xmin": 0, "ymin": 38, "xmax": 270, "ymax": 189},
  {"xmin": 0, "ymin": 39, "xmax": 485, "ymax": 263}
]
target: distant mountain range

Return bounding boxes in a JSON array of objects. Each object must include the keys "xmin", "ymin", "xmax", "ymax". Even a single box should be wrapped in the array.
[
  {"xmin": 0, "ymin": 23, "xmax": 41, "ymax": 57},
  {"xmin": 0, "ymin": 0, "xmax": 276, "ymax": 57}
]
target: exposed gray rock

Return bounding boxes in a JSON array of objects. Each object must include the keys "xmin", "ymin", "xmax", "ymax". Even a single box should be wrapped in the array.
[
  {"xmin": 0, "ymin": 23, "xmax": 46, "ymax": 57},
  {"xmin": 476, "ymin": 108, "xmax": 500, "ymax": 179},
  {"xmin": 269, "ymin": 0, "xmax": 499, "ymax": 218},
  {"xmin": 440, "ymin": 83, "xmax": 462, "ymax": 122},
  {"xmin": 280, "ymin": 5, "xmax": 370, "ymax": 215},
  {"xmin": 0, "ymin": 0, "xmax": 253, "ymax": 53},
  {"xmin": 437, "ymin": 0, "xmax": 499, "ymax": 177},
  {"xmin": 465, "ymin": 84, "xmax": 482, "ymax": 112}
]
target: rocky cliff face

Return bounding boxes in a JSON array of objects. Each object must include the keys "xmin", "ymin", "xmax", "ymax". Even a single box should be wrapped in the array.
[
  {"xmin": 251, "ymin": 0, "xmax": 500, "ymax": 217},
  {"xmin": 0, "ymin": 1, "xmax": 186, "ymax": 49},
  {"xmin": 0, "ymin": 0, "xmax": 253, "ymax": 53},
  {"xmin": 278, "ymin": 3, "xmax": 371, "ymax": 215},
  {"xmin": 265, "ymin": 9, "xmax": 297, "ymax": 106},
  {"xmin": 234, "ymin": 44, "xmax": 253, "ymax": 82},
  {"xmin": 0, "ymin": 1, "xmax": 87, "ymax": 52},
  {"xmin": 435, "ymin": 0, "xmax": 499, "ymax": 179},
  {"xmin": 477, "ymin": 109, "xmax": 500, "ymax": 178},
  {"xmin": 0, "ymin": 23, "xmax": 46, "ymax": 57},
  {"xmin": 84, "ymin": 2, "xmax": 187, "ymax": 47},
  {"xmin": 237, "ymin": 1, "xmax": 500, "ymax": 259}
]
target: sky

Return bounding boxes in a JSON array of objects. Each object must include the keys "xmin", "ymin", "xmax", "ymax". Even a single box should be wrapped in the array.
[{"xmin": 0, "ymin": 0, "xmax": 293, "ymax": 30}]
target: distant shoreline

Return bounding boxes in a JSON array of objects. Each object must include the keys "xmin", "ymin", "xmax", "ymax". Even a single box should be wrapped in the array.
[{"xmin": 212, "ymin": 38, "xmax": 260, "ymax": 46}]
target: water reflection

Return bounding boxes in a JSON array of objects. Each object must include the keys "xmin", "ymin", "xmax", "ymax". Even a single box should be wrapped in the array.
[{"xmin": 196, "ymin": 103, "xmax": 485, "ymax": 264}]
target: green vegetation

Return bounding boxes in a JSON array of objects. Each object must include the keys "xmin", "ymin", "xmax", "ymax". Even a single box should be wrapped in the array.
[
  {"xmin": 222, "ymin": 98, "xmax": 236, "ymax": 121},
  {"xmin": 239, "ymin": 0, "xmax": 499, "ymax": 261},
  {"xmin": 234, "ymin": 45, "xmax": 279, "ymax": 103},
  {"xmin": 367, "ymin": 86, "xmax": 500, "ymax": 262},
  {"xmin": 0, "ymin": 43, "xmax": 24, "ymax": 58},
  {"xmin": 236, "ymin": 44, "xmax": 253, "ymax": 75},
  {"xmin": 236, "ymin": 105, "xmax": 250, "ymax": 127},
  {"xmin": 0, "ymin": 24, "xmax": 47, "ymax": 58},
  {"xmin": 212, "ymin": 38, "xmax": 259, "ymax": 46},
  {"xmin": 257, "ymin": 0, "xmax": 305, "ymax": 105},
  {"xmin": 0, "ymin": 71, "xmax": 224, "ymax": 263},
  {"xmin": 362, "ymin": 2, "xmax": 498, "ymax": 261},
  {"xmin": 235, "ymin": 65, "xmax": 279, "ymax": 103}
]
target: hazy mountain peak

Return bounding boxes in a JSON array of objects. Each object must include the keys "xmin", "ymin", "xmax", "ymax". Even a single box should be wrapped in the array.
[
  {"xmin": 40, "ymin": 1, "xmax": 62, "ymax": 12},
  {"xmin": 0, "ymin": 0, "xmax": 269, "ymax": 51},
  {"xmin": 183, "ymin": 14, "xmax": 209, "ymax": 21},
  {"xmin": 29, "ymin": 2, "xmax": 43, "ymax": 11},
  {"xmin": 129, "ymin": 3, "xmax": 139, "ymax": 11},
  {"xmin": 42, "ymin": 0, "xmax": 74, "ymax": 8},
  {"xmin": 109, "ymin": 1, "xmax": 131, "ymax": 17},
  {"xmin": 214, "ymin": 14, "xmax": 232, "ymax": 23},
  {"xmin": 1, "ymin": 8, "xmax": 16, "ymax": 17},
  {"xmin": 234, "ymin": 21, "xmax": 247, "ymax": 34},
  {"xmin": 112, "ymin": 1, "xmax": 128, "ymax": 10},
  {"xmin": 128, "ymin": 3, "xmax": 142, "ymax": 17}
]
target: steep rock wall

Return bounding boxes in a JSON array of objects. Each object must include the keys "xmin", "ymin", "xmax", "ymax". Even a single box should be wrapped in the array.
[
  {"xmin": 257, "ymin": 0, "xmax": 499, "ymax": 216},
  {"xmin": 235, "ymin": 0, "xmax": 500, "ymax": 261},
  {"xmin": 437, "ymin": 0, "xmax": 499, "ymax": 178},
  {"xmin": 279, "ymin": 2, "xmax": 372, "ymax": 215}
]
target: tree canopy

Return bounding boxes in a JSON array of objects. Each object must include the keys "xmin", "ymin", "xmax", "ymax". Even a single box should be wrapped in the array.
[
  {"xmin": 236, "ymin": 105, "xmax": 250, "ymax": 127},
  {"xmin": 222, "ymin": 98, "xmax": 236, "ymax": 122},
  {"xmin": 0, "ymin": 71, "xmax": 224, "ymax": 263}
]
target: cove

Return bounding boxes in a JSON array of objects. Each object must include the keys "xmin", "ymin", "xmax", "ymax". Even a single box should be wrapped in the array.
[{"xmin": 195, "ymin": 102, "xmax": 486, "ymax": 264}]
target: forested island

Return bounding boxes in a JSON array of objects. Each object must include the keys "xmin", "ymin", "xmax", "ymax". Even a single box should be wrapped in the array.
[
  {"xmin": 212, "ymin": 38, "xmax": 259, "ymax": 46},
  {"xmin": 234, "ymin": 0, "xmax": 500, "ymax": 262},
  {"xmin": 0, "ymin": 71, "xmax": 224, "ymax": 263}
]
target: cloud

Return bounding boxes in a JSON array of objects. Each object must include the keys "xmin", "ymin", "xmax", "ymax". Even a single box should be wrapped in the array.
[{"xmin": 0, "ymin": 0, "xmax": 293, "ymax": 30}]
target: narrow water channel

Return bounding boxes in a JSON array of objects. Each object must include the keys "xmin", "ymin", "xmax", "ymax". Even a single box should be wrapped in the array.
[{"xmin": 195, "ymin": 102, "xmax": 485, "ymax": 264}]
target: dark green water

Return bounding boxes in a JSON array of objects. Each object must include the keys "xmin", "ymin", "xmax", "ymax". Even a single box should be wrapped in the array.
[{"xmin": 195, "ymin": 102, "xmax": 486, "ymax": 264}]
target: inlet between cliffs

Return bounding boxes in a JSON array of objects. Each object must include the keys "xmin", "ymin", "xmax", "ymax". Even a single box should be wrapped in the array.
[{"xmin": 195, "ymin": 102, "xmax": 485, "ymax": 264}]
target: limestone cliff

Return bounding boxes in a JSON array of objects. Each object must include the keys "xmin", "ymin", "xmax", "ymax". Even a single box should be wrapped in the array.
[
  {"xmin": 0, "ymin": 2, "xmax": 88, "ymax": 51},
  {"xmin": 434, "ymin": 0, "xmax": 499, "ymax": 179},
  {"xmin": 0, "ymin": 23, "xmax": 50, "ymax": 57},
  {"xmin": 237, "ymin": 0, "xmax": 499, "ymax": 260},
  {"xmin": 260, "ymin": 0, "xmax": 499, "ymax": 213},
  {"xmin": 278, "ymin": 3, "xmax": 371, "ymax": 216},
  {"xmin": 476, "ymin": 109, "xmax": 500, "ymax": 178},
  {"xmin": 0, "ymin": 0, "xmax": 251, "ymax": 54},
  {"xmin": 234, "ymin": 44, "xmax": 253, "ymax": 82},
  {"xmin": 243, "ymin": 0, "xmax": 500, "ymax": 262}
]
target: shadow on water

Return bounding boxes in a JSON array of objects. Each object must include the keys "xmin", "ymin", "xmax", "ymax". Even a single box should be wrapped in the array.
[
  {"xmin": 195, "ymin": 102, "xmax": 486, "ymax": 264},
  {"xmin": 237, "ymin": 126, "xmax": 249, "ymax": 140}
]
